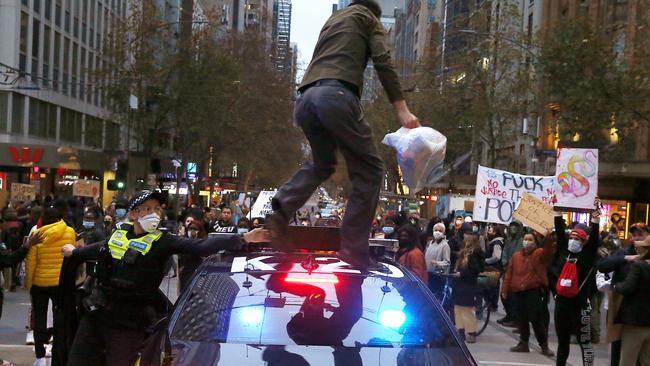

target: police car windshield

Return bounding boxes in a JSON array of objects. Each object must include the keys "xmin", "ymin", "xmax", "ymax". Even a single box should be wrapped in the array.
[{"xmin": 170, "ymin": 256, "xmax": 456, "ymax": 348}]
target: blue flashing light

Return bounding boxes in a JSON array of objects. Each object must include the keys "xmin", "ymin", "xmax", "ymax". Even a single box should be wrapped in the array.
[
  {"xmin": 379, "ymin": 310, "xmax": 406, "ymax": 329},
  {"xmin": 240, "ymin": 307, "xmax": 263, "ymax": 326}
]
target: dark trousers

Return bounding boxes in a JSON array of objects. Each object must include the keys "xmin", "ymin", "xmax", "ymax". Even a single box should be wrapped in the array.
[
  {"xmin": 67, "ymin": 315, "xmax": 145, "ymax": 366},
  {"xmin": 30, "ymin": 285, "xmax": 58, "ymax": 358},
  {"xmin": 428, "ymin": 272, "xmax": 445, "ymax": 300},
  {"xmin": 514, "ymin": 289, "xmax": 549, "ymax": 347},
  {"xmin": 29, "ymin": 286, "xmax": 59, "ymax": 358},
  {"xmin": 274, "ymin": 81, "xmax": 384, "ymax": 256},
  {"xmin": 502, "ymin": 291, "xmax": 519, "ymax": 323},
  {"xmin": 555, "ymin": 297, "xmax": 594, "ymax": 366}
]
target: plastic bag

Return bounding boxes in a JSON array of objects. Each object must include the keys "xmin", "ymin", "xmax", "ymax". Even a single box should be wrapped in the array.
[{"xmin": 382, "ymin": 127, "xmax": 447, "ymax": 193}]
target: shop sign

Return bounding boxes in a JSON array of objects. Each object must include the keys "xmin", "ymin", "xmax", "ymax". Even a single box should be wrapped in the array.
[
  {"xmin": 72, "ymin": 179, "xmax": 101, "ymax": 198},
  {"xmin": 10, "ymin": 183, "xmax": 36, "ymax": 202},
  {"xmin": 8, "ymin": 147, "xmax": 43, "ymax": 164}
]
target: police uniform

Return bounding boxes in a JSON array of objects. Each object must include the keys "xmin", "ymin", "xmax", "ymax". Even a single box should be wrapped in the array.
[{"xmin": 66, "ymin": 191, "xmax": 245, "ymax": 366}]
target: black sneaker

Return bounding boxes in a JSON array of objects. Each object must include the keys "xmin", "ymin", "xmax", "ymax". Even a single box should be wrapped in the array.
[
  {"xmin": 265, "ymin": 211, "xmax": 290, "ymax": 251},
  {"xmin": 338, "ymin": 249, "xmax": 382, "ymax": 272},
  {"xmin": 540, "ymin": 346, "xmax": 555, "ymax": 357},
  {"xmin": 510, "ymin": 343, "xmax": 530, "ymax": 353}
]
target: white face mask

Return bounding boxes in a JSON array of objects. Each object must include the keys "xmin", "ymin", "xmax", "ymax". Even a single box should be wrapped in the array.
[
  {"xmin": 523, "ymin": 240, "xmax": 536, "ymax": 250},
  {"xmin": 138, "ymin": 213, "xmax": 161, "ymax": 233},
  {"xmin": 568, "ymin": 239, "xmax": 583, "ymax": 253},
  {"xmin": 433, "ymin": 231, "xmax": 445, "ymax": 241}
]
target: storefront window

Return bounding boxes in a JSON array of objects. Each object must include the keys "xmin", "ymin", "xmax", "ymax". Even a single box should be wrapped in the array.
[
  {"xmin": 0, "ymin": 92, "xmax": 8, "ymax": 132},
  {"xmin": 12, "ymin": 93, "xmax": 25, "ymax": 135},
  {"xmin": 600, "ymin": 200, "xmax": 629, "ymax": 238}
]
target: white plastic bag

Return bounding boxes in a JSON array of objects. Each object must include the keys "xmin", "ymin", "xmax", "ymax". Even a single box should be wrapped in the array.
[{"xmin": 382, "ymin": 127, "xmax": 447, "ymax": 193}]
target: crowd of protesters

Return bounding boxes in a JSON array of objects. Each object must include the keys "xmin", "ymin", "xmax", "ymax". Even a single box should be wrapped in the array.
[{"xmin": 370, "ymin": 199, "xmax": 648, "ymax": 366}]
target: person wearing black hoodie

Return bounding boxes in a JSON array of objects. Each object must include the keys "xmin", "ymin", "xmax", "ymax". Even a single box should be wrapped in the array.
[{"xmin": 553, "ymin": 201, "xmax": 601, "ymax": 366}]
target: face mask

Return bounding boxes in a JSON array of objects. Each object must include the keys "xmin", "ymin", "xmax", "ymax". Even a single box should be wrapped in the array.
[
  {"xmin": 382, "ymin": 227, "xmax": 395, "ymax": 235},
  {"xmin": 138, "ymin": 213, "xmax": 161, "ymax": 233},
  {"xmin": 523, "ymin": 240, "xmax": 536, "ymax": 250},
  {"xmin": 433, "ymin": 231, "xmax": 445, "ymax": 241},
  {"xmin": 238, "ymin": 228, "xmax": 249, "ymax": 235},
  {"xmin": 568, "ymin": 239, "xmax": 583, "ymax": 253},
  {"xmin": 82, "ymin": 220, "xmax": 95, "ymax": 229},
  {"xmin": 116, "ymin": 208, "xmax": 127, "ymax": 219},
  {"xmin": 455, "ymin": 220, "xmax": 463, "ymax": 228}
]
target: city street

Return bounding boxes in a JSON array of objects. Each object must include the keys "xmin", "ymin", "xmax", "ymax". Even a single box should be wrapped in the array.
[{"xmin": 0, "ymin": 276, "xmax": 610, "ymax": 366}]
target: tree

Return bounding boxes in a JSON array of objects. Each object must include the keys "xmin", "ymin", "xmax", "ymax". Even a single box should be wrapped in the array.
[{"xmin": 537, "ymin": 15, "xmax": 650, "ymax": 161}]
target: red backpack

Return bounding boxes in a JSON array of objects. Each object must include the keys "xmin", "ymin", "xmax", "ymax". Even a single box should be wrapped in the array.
[{"xmin": 556, "ymin": 258, "xmax": 593, "ymax": 298}]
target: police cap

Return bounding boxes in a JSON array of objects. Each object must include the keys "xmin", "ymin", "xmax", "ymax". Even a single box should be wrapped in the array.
[{"xmin": 128, "ymin": 190, "xmax": 167, "ymax": 212}]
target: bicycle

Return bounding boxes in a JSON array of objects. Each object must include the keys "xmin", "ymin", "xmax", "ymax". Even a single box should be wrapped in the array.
[{"xmin": 435, "ymin": 272, "xmax": 492, "ymax": 336}]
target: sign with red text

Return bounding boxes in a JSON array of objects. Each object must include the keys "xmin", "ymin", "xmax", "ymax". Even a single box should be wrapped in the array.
[
  {"xmin": 10, "ymin": 183, "xmax": 36, "ymax": 202},
  {"xmin": 72, "ymin": 179, "xmax": 101, "ymax": 198},
  {"xmin": 513, "ymin": 193, "xmax": 555, "ymax": 234},
  {"xmin": 473, "ymin": 166, "xmax": 555, "ymax": 224},
  {"xmin": 554, "ymin": 148, "xmax": 599, "ymax": 211}
]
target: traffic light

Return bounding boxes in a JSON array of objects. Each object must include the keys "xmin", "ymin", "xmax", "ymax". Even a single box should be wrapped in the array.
[{"xmin": 107, "ymin": 179, "xmax": 126, "ymax": 191}]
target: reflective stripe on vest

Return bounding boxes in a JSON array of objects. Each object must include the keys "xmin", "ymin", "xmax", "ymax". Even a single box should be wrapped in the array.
[{"xmin": 107, "ymin": 229, "xmax": 163, "ymax": 260}]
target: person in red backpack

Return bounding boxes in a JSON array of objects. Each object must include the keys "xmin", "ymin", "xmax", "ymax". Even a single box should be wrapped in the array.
[{"xmin": 554, "ymin": 200, "xmax": 602, "ymax": 366}]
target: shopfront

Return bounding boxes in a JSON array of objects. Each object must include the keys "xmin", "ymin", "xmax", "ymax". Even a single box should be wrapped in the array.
[{"xmin": 0, "ymin": 143, "xmax": 110, "ymax": 203}]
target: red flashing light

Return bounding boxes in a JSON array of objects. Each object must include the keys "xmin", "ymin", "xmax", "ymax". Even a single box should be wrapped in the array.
[
  {"xmin": 284, "ymin": 276, "xmax": 339, "ymax": 284},
  {"xmin": 33, "ymin": 166, "xmax": 40, "ymax": 173}
]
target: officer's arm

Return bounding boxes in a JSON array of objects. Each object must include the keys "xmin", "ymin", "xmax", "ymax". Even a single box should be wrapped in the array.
[
  {"xmin": 0, "ymin": 246, "xmax": 29, "ymax": 268},
  {"xmin": 70, "ymin": 242, "xmax": 103, "ymax": 260},
  {"xmin": 169, "ymin": 235, "xmax": 243, "ymax": 257}
]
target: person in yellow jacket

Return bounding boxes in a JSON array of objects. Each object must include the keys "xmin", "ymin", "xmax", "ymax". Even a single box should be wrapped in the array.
[{"xmin": 25, "ymin": 207, "xmax": 75, "ymax": 366}]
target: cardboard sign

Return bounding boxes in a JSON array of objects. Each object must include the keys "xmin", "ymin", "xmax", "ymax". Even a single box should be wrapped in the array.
[
  {"xmin": 473, "ymin": 166, "xmax": 555, "ymax": 224},
  {"xmin": 250, "ymin": 191, "xmax": 276, "ymax": 219},
  {"xmin": 554, "ymin": 148, "xmax": 599, "ymax": 211},
  {"xmin": 513, "ymin": 193, "xmax": 555, "ymax": 234},
  {"xmin": 10, "ymin": 183, "xmax": 36, "ymax": 202},
  {"xmin": 72, "ymin": 180, "xmax": 101, "ymax": 198}
]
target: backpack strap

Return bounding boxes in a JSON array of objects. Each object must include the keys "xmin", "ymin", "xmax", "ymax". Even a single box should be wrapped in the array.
[{"xmin": 578, "ymin": 266, "xmax": 595, "ymax": 293}]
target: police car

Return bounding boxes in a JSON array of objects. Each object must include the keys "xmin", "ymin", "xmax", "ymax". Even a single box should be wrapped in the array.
[{"xmin": 138, "ymin": 230, "xmax": 478, "ymax": 366}]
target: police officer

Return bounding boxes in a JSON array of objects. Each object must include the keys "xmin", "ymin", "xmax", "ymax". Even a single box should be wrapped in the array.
[{"xmin": 61, "ymin": 190, "xmax": 269, "ymax": 366}]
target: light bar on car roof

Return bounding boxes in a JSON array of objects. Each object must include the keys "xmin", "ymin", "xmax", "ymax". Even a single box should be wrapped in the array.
[{"xmin": 284, "ymin": 273, "xmax": 339, "ymax": 284}]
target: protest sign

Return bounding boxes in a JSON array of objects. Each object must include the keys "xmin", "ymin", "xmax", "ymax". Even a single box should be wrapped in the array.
[
  {"xmin": 473, "ymin": 166, "xmax": 555, "ymax": 224},
  {"xmin": 554, "ymin": 148, "xmax": 599, "ymax": 211},
  {"xmin": 10, "ymin": 183, "xmax": 36, "ymax": 202},
  {"xmin": 73, "ymin": 179, "xmax": 101, "ymax": 198},
  {"xmin": 250, "ymin": 191, "xmax": 276, "ymax": 218},
  {"xmin": 513, "ymin": 193, "xmax": 555, "ymax": 234}
]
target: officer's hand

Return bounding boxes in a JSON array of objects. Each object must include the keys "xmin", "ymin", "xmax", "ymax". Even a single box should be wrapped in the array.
[
  {"xmin": 243, "ymin": 228, "xmax": 271, "ymax": 243},
  {"xmin": 61, "ymin": 244, "xmax": 76, "ymax": 257}
]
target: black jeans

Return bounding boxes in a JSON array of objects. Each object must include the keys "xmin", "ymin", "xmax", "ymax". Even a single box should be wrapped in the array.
[
  {"xmin": 30, "ymin": 285, "xmax": 59, "ymax": 358},
  {"xmin": 514, "ymin": 288, "xmax": 549, "ymax": 347},
  {"xmin": 274, "ymin": 81, "xmax": 384, "ymax": 256},
  {"xmin": 555, "ymin": 296, "xmax": 594, "ymax": 366},
  {"xmin": 67, "ymin": 315, "xmax": 145, "ymax": 366}
]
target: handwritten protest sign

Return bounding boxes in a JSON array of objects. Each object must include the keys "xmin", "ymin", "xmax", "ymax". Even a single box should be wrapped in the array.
[
  {"xmin": 10, "ymin": 183, "xmax": 36, "ymax": 202},
  {"xmin": 250, "ymin": 191, "xmax": 276, "ymax": 218},
  {"xmin": 473, "ymin": 166, "xmax": 555, "ymax": 224},
  {"xmin": 73, "ymin": 179, "xmax": 101, "ymax": 198},
  {"xmin": 513, "ymin": 193, "xmax": 555, "ymax": 234},
  {"xmin": 554, "ymin": 148, "xmax": 599, "ymax": 211}
]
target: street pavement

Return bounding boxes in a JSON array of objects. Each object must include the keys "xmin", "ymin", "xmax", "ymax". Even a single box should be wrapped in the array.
[{"xmin": 1, "ymin": 277, "xmax": 611, "ymax": 366}]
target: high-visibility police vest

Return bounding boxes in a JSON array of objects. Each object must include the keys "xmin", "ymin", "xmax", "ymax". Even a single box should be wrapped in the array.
[{"xmin": 107, "ymin": 229, "xmax": 163, "ymax": 260}]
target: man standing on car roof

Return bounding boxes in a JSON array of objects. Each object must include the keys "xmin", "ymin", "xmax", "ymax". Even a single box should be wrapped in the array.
[
  {"xmin": 266, "ymin": 0, "xmax": 420, "ymax": 270},
  {"xmin": 60, "ymin": 190, "xmax": 269, "ymax": 366}
]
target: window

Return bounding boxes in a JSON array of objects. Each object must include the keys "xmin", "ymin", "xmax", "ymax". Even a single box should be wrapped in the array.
[
  {"xmin": 12, "ymin": 94, "xmax": 25, "ymax": 135},
  {"xmin": 82, "ymin": 22, "xmax": 86, "ymax": 43},
  {"xmin": 32, "ymin": 19, "xmax": 40, "ymax": 76},
  {"xmin": 53, "ymin": 32, "xmax": 60, "ymax": 91},
  {"xmin": 45, "ymin": 0, "xmax": 51, "ymax": 20},
  {"xmin": 72, "ymin": 42, "xmax": 78, "ymax": 97},
  {"xmin": 0, "ymin": 92, "xmax": 8, "ymax": 132},
  {"xmin": 55, "ymin": 0, "xmax": 61, "ymax": 27},
  {"xmin": 63, "ymin": 37, "xmax": 69, "ymax": 94},
  {"xmin": 29, "ymin": 99, "xmax": 47, "ymax": 138},
  {"xmin": 85, "ymin": 116, "xmax": 103, "ymax": 148},
  {"xmin": 22, "ymin": 0, "xmax": 28, "ymax": 6},
  {"xmin": 34, "ymin": 0, "xmax": 41, "ymax": 14},
  {"xmin": 74, "ymin": 17, "xmax": 79, "ymax": 37},
  {"xmin": 60, "ymin": 108, "xmax": 82, "ymax": 143},
  {"xmin": 19, "ymin": 12, "xmax": 28, "ymax": 72},
  {"xmin": 47, "ymin": 103, "xmax": 57, "ymax": 139}
]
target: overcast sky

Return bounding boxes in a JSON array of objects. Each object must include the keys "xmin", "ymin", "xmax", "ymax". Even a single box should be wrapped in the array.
[{"xmin": 291, "ymin": 0, "xmax": 338, "ymax": 81}]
